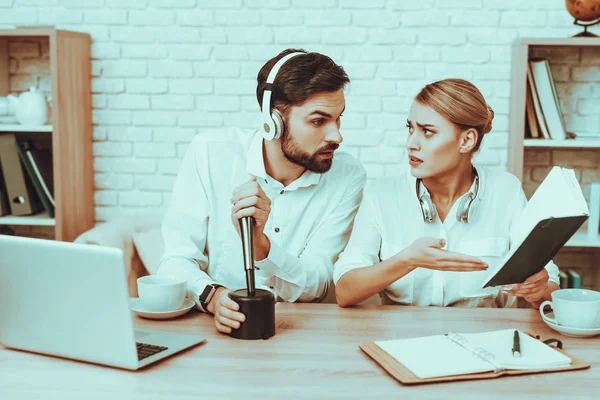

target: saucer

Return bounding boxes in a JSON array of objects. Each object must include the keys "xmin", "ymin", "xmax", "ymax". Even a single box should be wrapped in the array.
[
  {"xmin": 541, "ymin": 312, "xmax": 600, "ymax": 338},
  {"xmin": 129, "ymin": 297, "xmax": 195, "ymax": 320}
]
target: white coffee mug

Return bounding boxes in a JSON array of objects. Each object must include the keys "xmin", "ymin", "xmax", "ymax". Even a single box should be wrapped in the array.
[
  {"xmin": 539, "ymin": 289, "xmax": 600, "ymax": 329},
  {"xmin": 137, "ymin": 276, "xmax": 186, "ymax": 312}
]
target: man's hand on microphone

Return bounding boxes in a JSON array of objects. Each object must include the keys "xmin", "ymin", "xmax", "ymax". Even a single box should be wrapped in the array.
[
  {"xmin": 231, "ymin": 177, "xmax": 271, "ymax": 261},
  {"xmin": 207, "ymin": 287, "xmax": 245, "ymax": 334}
]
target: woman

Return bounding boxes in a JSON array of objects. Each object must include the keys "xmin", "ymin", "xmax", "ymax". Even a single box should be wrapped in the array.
[{"xmin": 334, "ymin": 78, "xmax": 559, "ymax": 309}]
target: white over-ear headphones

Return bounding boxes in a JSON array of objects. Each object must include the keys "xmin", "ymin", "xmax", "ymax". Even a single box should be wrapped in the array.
[
  {"xmin": 260, "ymin": 52, "xmax": 305, "ymax": 141},
  {"xmin": 416, "ymin": 170, "xmax": 480, "ymax": 224}
]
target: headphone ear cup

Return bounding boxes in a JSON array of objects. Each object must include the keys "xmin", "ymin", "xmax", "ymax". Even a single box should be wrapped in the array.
[
  {"xmin": 261, "ymin": 115, "xmax": 276, "ymax": 141},
  {"xmin": 420, "ymin": 194, "xmax": 436, "ymax": 223},
  {"xmin": 271, "ymin": 110, "xmax": 283, "ymax": 140},
  {"xmin": 465, "ymin": 197, "xmax": 477, "ymax": 223},
  {"xmin": 456, "ymin": 195, "xmax": 473, "ymax": 223}
]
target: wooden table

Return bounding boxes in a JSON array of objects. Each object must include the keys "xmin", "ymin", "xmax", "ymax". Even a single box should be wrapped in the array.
[{"xmin": 1, "ymin": 304, "xmax": 598, "ymax": 399}]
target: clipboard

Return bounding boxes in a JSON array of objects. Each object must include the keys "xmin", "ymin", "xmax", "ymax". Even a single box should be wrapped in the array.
[
  {"xmin": 359, "ymin": 342, "xmax": 590, "ymax": 385},
  {"xmin": 483, "ymin": 215, "xmax": 588, "ymax": 288}
]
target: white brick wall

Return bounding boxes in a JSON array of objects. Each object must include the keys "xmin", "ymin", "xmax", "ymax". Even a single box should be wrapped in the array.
[{"xmin": 3, "ymin": 0, "xmax": 600, "ymax": 224}]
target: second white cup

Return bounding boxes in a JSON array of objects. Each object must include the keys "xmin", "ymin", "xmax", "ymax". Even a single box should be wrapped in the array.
[
  {"xmin": 539, "ymin": 289, "xmax": 600, "ymax": 329},
  {"xmin": 137, "ymin": 276, "xmax": 186, "ymax": 312}
]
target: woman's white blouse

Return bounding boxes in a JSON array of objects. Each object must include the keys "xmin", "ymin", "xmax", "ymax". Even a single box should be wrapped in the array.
[{"xmin": 333, "ymin": 166, "xmax": 560, "ymax": 308}]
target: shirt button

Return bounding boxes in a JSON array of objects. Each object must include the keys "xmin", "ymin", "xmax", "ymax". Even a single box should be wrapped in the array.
[
  {"xmin": 264, "ymin": 179, "xmax": 268, "ymax": 184},
  {"xmin": 274, "ymin": 227, "xmax": 280, "ymax": 233},
  {"xmin": 269, "ymin": 286, "xmax": 274, "ymax": 289},
  {"xmin": 280, "ymin": 190, "xmax": 284, "ymax": 194}
]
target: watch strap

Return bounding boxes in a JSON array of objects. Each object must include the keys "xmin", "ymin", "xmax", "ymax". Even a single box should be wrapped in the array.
[{"xmin": 199, "ymin": 283, "xmax": 225, "ymax": 313}]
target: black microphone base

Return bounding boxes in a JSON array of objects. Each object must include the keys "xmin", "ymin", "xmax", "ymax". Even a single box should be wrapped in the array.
[{"xmin": 228, "ymin": 289, "xmax": 275, "ymax": 340}]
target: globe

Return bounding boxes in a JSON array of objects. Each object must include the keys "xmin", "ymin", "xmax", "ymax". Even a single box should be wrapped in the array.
[{"xmin": 566, "ymin": 0, "xmax": 600, "ymax": 22}]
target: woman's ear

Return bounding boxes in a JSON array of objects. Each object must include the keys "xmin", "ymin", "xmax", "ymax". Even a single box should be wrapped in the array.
[{"xmin": 459, "ymin": 128, "xmax": 478, "ymax": 154}]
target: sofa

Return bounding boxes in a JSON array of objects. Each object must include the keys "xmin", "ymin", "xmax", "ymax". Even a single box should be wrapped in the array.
[
  {"xmin": 74, "ymin": 213, "xmax": 165, "ymax": 298},
  {"xmin": 74, "ymin": 214, "xmax": 381, "ymax": 305}
]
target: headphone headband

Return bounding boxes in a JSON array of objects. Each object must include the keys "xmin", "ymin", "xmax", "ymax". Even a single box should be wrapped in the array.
[
  {"xmin": 260, "ymin": 52, "xmax": 305, "ymax": 141},
  {"xmin": 266, "ymin": 52, "xmax": 305, "ymax": 84}
]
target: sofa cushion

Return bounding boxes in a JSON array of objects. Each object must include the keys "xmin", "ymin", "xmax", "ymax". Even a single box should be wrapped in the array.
[{"xmin": 132, "ymin": 227, "xmax": 165, "ymax": 275}]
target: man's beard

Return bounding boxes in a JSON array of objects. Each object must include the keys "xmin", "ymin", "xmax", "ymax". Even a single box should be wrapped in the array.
[{"xmin": 281, "ymin": 132, "xmax": 339, "ymax": 173}]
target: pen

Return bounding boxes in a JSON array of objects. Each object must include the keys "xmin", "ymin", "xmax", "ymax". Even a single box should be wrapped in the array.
[{"xmin": 512, "ymin": 330, "xmax": 521, "ymax": 358}]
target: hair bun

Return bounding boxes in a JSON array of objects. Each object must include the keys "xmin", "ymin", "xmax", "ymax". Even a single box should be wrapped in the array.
[{"xmin": 483, "ymin": 105, "xmax": 494, "ymax": 134}]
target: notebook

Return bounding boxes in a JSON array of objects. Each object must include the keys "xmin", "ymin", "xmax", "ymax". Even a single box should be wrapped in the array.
[
  {"xmin": 481, "ymin": 166, "xmax": 588, "ymax": 288},
  {"xmin": 371, "ymin": 329, "xmax": 572, "ymax": 380}
]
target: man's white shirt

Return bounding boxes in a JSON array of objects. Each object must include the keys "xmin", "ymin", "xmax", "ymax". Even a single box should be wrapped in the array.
[
  {"xmin": 333, "ymin": 165, "xmax": 560, "ymax": 308},
  {"xmin": 158, "ymin": 128, "xmax": 366, "ymax": 311}
]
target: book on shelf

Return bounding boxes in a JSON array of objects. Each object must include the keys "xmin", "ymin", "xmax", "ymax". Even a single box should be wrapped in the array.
[
  {"xmin": 526, "ymin": 62, "xmax": 550, "ymax": 139},
  {"xmin": 559, "ymin": 270, "xmax": 568, "ymax": 289},
  {"xmin": 526, "ymin": 58, "xmax": 569, "ymax": 141},
  {"xmin": 525, "ymin": 81, "xmax": 540, "ymax": 139},
  {"xmin": 567, "ymin": 269, "xmax": 582, "ymax": 289}
]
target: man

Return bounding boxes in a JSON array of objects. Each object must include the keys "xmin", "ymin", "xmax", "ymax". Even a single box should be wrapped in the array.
[{"xmin": 158, "ymin": 49, "xmax": 366, "ymax": 333}]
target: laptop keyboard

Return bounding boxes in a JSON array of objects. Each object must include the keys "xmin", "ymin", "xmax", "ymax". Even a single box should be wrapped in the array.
[{"xmin": 136, "ymin": 342, "xmax": 168, "ymax": 361}]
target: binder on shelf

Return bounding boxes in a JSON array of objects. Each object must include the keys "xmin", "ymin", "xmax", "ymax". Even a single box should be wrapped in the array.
[
  {"xmin": 0, "ymin": 133, "xmax": 42, "ymax": 216},
  {"xmin": 0, "ymin": 160, "xmax": 9, "ymax": 216},
  {"xmin": 15, "ymin": 140, "xmax": 54, "ymax": 218},
  {"xmin": 360, "ymin": 329, "xmax": 589, "ymax": 385},
  {"xmin": 529, "ymin": 59, "xmax": 568, "ymax": 140}
]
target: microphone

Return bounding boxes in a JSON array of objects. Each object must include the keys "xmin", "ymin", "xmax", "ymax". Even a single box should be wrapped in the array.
[
  {"xmin": 239, "ymin": 216, "xmax": 256, "ymax": 296},
  {"xmin": 228, "ymin": 215, "xmax": 275, "ymax": 340}
]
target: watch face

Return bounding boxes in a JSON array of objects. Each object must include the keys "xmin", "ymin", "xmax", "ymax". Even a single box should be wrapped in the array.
[{"xmin": 200, "ymin": 285, "xmax": 214, "ymax": 303}]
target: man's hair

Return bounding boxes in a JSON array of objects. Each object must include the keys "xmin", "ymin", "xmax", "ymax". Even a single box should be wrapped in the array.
[{"xmin": 256, "ymin": 48, "xmax": 350, "ymax": 116}]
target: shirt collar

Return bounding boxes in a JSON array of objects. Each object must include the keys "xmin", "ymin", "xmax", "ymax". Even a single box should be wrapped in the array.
[{"xmin": 246, "ymin": 130, "xmax": 322, "ymax": 189}]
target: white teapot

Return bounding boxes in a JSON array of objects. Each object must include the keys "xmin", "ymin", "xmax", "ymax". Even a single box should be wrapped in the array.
[{"xmin": 8, "ymin": 87, "xmax": 49, "ymax": 126}]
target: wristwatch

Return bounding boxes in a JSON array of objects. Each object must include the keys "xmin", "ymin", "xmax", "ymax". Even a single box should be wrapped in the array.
[{"xmin": 199, "ymin": 283, "xmax": 225, "ymax": 312}]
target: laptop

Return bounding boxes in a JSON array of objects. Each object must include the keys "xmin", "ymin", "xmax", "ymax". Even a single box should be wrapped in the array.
[{"xmin": 0, "ymin": 235, "xmax": 205, "ymax": 370}]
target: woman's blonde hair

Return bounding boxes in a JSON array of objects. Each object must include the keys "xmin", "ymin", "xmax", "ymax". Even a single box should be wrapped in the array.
[{"xmin": 414, "ymin": 78, "xmax": 494, "ymax": 153}]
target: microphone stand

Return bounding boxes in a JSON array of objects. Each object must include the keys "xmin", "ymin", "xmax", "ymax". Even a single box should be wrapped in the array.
[
  {"xmin": 228, "ymin": 216, "xmax": 275, "ymax": 340},
  {"xmin": 239, "ymin": 216, "xmax": 256, "ymax": 296}
]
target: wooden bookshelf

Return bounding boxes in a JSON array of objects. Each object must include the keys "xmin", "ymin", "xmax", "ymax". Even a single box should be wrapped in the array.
[
  {"xmin": 509, "ymin": 37, "xmax": 600, "ymax": 290},
  {"xmin": 0, "ymin": 124, "xmax": 52, "ymax": 132},
  {"xmin": 523, "ymin": 139, "xmax": 600, "ymax": 149},
  {"xmin": 0, "ymin": 27, "xmax": 93, "ymax": 242},
  {"xmin": 0, "ymin": 211, "xmax": 55, "ymax": 226},
  {"xmin": 566, "ymin": 232, "xmax": 600, "ymax": 248},
  {"xmin": 508, "ymin": 37, "xmax": 600, "ymax": 180},
  {"xmin": 517, "ymin": 37, "xmax": 600, "ymax": 47}
]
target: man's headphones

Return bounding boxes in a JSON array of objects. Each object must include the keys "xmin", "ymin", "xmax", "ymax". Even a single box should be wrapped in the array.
[
  {"xmin": 260, "ymin": 52, "xmax": 305, "ymax": 141},
  {"xmin": 416, "ymin": 170, "xmax": 480, "ymax": 224}
]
